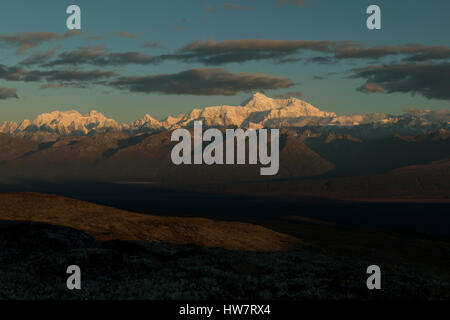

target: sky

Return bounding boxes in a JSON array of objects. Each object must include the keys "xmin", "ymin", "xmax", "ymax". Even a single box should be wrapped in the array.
[{"xmin": 0, "ymin": 0, "xmax": 449, "ymax": 123}]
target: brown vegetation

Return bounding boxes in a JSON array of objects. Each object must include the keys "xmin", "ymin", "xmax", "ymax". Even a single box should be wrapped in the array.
[{"xmin": 0, "ymin": 192, "xmax": 299, "ymax": 251}]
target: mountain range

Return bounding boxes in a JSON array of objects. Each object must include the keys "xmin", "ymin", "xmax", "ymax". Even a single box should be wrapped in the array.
[
  {"xmin": 1, "ymin": 93, "xmax": 449, "ymax": 142},
  {"xmin": 0, "ymin": 93, "xmax": 449, "ymax": 200}
]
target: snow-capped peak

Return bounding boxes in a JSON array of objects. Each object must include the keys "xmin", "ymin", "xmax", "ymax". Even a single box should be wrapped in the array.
[
  {"xmin": 124, "ymin": 113, "xmax": 162, "ymax": 131},
  {"xmin": 241, "ymin": 92, "xmax": 277, "ymax": 108},
  {"xmin": 0, "ymin": 110, "xmax": 120, "ymax": 139},
  {"xmin": 240, "ymin": 92, "xmax": 336, "ymax": 117}
]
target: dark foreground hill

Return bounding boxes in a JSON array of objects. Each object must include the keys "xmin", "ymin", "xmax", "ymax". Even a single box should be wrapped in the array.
[
  {"xmin": 0, "ymin": 193, "xmax": 449, "ymax": 299},
  {"xmin": 0, "ymin": 192, "xmax": 298, "ymax": 251}
]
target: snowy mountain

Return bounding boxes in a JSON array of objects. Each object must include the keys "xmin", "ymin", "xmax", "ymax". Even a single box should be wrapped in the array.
[
  {"xmin": 2, "ymin": 110, "xmax": 120, "ymax": 140},
  {"xmin": 122, "ymin": 114, "xmax": 162, "ymax": 133},
  {"xmin": 1, "ymin": 93, "xmax": 449, "ymax": 141},
  {"xmin": 163, "ymin": 92, "xmax": 336, "ymax": 129}
]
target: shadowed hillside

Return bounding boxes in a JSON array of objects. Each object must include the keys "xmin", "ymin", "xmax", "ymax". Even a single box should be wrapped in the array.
[
  {"xmin": 0, "ymin": 193, "xmax": 449, "ymax": 300},
  {"xmin": 0, "ymin": 192, "xmax": 299, "ymax": 252}
]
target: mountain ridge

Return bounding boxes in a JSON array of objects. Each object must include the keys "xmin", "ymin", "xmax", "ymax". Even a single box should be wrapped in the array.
[{"xmin": 1, "ymin": 93, "xmax": 449, "ymax": 141}]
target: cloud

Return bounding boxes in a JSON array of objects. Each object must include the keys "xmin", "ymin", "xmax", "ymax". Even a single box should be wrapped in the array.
[
  {"xmin": 171, "ymin": 38, "xmax": 450, "ymax": 66},
  {"xmin": 43, "ymin": 47, "xmax": 155, "ymax": 67},
  {"xmin": 105, "ymin": 52, "xmax": 155, "ymax": 65},
  {"xmin": 204, "ymin": 5, "xmax": 216, "ymax": 13},
  {"xmin": 0, "ymin": 87, "xmax": 18, "ymax": 99},
  {"xmin": 356, "ymin": 82, "xmax": 385, "ymax": 94},
  {"xmin": 30, "ymin": 70, "xmax": 116, "ymax": 83},
  {"xmin": 19, "ymin": 50, "xmax": 56, "ymax": 66},
  {"xmin": 0, "ymin": 31, "xmax": 80, "ymax": 53},
  {"xmin": 80, "ymin": 45, "xmax": 106, "ymax": 51},
  {"xmin": 400, "ymin": 45, "xmax": 450, "ymax": 62},
  {"xmin": 39, "ymin": 83, "xmax": 66, "ymax": 90},
  {"xmin": 116, "ymin": 31, "xmax": 139, "ymax": 39},
  {"xmin": 307, "ymin": 56, "xmax": 334, "ymax": 64},
  {"xmin": 64, "ymin": 30, "xmax": 82, "ymax": 38},
  {"xmin": 0, "ymin": 64, "xmax": 115, "ymax": 84},
  {"xmin": 334, "ymin": 44, "xmax": 450, "ymax": 62},
  {"xmin": 273, "ymin": 91, "xmax": 303, "ymax": 99},
  {"xmin": 37, "ymin": 38, "xmax": 450, "ymax": 69},
  {"xmin": 42, "ymin": 48, "xmax": 106, "ymax": 66},
  {"xmin": 0, "ymin": 65, "xmax": 27, "ymax": 81},
  {"xmin": 224, "ymin": 3, "xmax": 254, "ymax": 11},
  {"xmin": 110, "ymin": 68, "xmax": 293, "ymax": 96},
  {"xmin": 170, "ymin": 38, "xmax": 345, "ymax": 65},
  {"xmin": 352, "ymin": 62, "xmax": 450, "ymax": 100}
]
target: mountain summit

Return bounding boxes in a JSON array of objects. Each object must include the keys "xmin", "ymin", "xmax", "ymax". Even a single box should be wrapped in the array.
[
  {"xmin": 242, "ymin": 92, "xmax": 335, "ymax": 118},
  {"xmin": 158, "ymin": 93, "xmax": 336, "ymax": 129}
]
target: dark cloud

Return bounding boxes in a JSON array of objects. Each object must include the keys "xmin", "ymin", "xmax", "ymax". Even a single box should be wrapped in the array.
[
  {"xmin": 20, "ymin": 50, "xmax": 56, "ymax": 66},
  {"xmin": 169, "ymin": 38, "xmax": 348, "ymax": 65},
  {"xmin": 0, "ymin": 64, "xmax": 115, "ymax": 84},
  {"xmin": 0, "ymin": 31, "xmax": 80, "ymax": 53},
  {"xmin": 42, "ymin": 48, "xmax": 105, "ymax": 67},
  {"xmin": 334, "ymin": 44, "xmax": 450, "ymax": 62},
  {"xmin": 33, "ymin": 38, "xmax": 345, "ymax": 67},
  {"xmin": 277, "ymin": 57, "xmax": 302, "ymax": 64},
  {"xmin": 110, "ymin": 68, "xmax": 293, "ymax": 96},
  {"xmin": 106, "ymin": 52, "xmax": 155, "ymax": 65},
  {"xmin": 0, "ymin": 87, "xmax": 18, "ymax": 99},
  {"xmin": 80, "ymin": 45, "xmax": 106, "ymax": 51},
  {"xmin": 400, "ymin": 45, "xmax": 450, "ymax": 62},
  {"xmin": 34, "ymin": 38, "xmax": 450, "ymax": 69},
  {"xmin": 29, "ymin": 69, "xmax": 116, "ymax": 83},
  {"xmin": 169, "ymin": 39, "xmax": 450, "ymax": 65},
  {"xmin": 356, "ymin": 82, "xmax": 385, "ymax": 94},
  {"xmin": 307, "ymin": 56, "xmax": 334, "ymax": 64},
  {"xmin": 43, "ymin": 47, "xmax": 154, "ymax": 67},
  {"xmin": 352, "ymin": 63, "xmax": 450, "ymax": 100},
  {"xmin": 224, "ymin": 3, "xmax": 254, "ymax": 11},
  {"xmin": 0, "ymin": 65, "xmax": 27, "ymax": 81}
]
